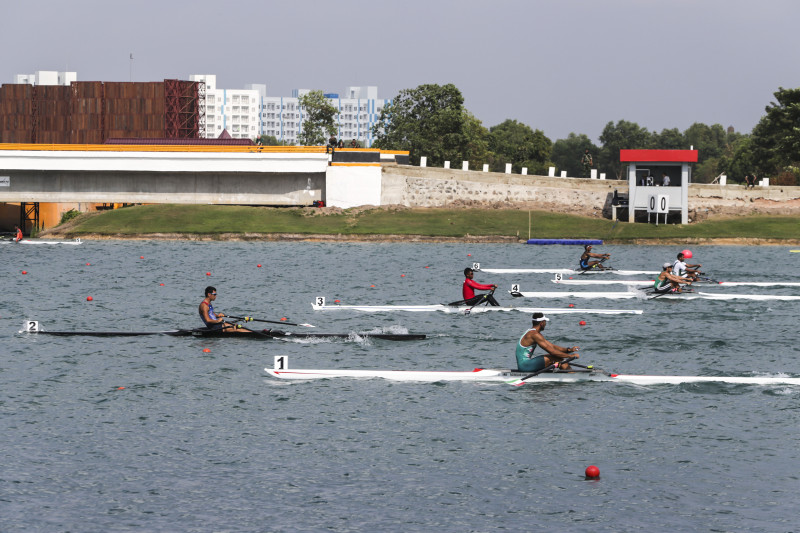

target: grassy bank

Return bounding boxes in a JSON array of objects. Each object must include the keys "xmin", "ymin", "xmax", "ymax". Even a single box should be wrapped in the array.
[{"xmin": 45, "ymin": 204, "xmax": 800, "ymax": 243}]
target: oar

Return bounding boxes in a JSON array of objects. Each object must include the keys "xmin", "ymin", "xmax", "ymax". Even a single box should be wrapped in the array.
[
  {"xmin": 226, "ymin": 315, "xmax": 316, "ymax": 328},
  {"xmin": 508, "ymin": 356, "xmax": 576, "ymax": 386}
]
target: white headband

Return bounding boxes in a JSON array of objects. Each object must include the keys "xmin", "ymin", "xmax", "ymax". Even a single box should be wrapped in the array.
[{"xmin": 533, "ymin": 316, "xmax": 550, "ymax": 322}]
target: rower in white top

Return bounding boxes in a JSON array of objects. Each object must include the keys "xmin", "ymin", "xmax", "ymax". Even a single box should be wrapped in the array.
[{"xmin": 672, "ymin": 250, "xmax": 701, "ymax": 282}]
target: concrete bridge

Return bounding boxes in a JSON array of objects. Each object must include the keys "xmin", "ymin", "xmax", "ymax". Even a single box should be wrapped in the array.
[{"xmin": 0, "ymin": 143, "xmax": 408, "ymax": 229}]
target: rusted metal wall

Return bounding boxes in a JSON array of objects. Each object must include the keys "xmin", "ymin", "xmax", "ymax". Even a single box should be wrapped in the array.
[{"xmin": 0, "ymin": 81, "xmax": 197, "ymax": 144}]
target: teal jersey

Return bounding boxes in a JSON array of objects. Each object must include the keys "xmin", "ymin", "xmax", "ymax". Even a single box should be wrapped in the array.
[
  {"xmin": 516, "ymin": 329, "xmax": 546, "ymax": 372},
  {"xmin": 654, "ymin": 277, "xmax": 670, "ymax": 290}
]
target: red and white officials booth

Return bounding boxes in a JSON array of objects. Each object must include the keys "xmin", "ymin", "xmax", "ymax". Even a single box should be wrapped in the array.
[{"xmin": 620, "ymin": 149, "xmax": 698, "ymax": 224}]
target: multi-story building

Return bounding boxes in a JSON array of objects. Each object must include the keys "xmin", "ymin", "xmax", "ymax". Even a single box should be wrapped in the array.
[
  {"xmin": 192, "ymin": 75, "xmax": 390, "ymax": 146},
  {"xmin": 13, "ymin": 70, "xmax": 77, "ymax": 86}
]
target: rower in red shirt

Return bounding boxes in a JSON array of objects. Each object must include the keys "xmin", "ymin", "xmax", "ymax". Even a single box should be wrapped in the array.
[{"xmin": 459, "ymin": 267, "xmax": 500, "ymax": 306}]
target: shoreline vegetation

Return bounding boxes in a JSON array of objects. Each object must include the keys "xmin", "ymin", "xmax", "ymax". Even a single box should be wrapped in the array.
[{"xmin": 41, "ymin": 204, "xmax": 800, "ymax": 245}]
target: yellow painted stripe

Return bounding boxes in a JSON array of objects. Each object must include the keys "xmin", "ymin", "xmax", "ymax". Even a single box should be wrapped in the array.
[
  {"xmin": 329, "ymin": 162, "xmax": 381, "ymax": 167},
  {"xmin": 0, "ymin": 143, "xmax": 327, "ymax": 154}
]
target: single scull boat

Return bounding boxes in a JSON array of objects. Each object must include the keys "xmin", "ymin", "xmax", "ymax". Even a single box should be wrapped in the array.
[
  {"xmin": 511, "ymin": 291, "xmax": 800, "ymax": 301},
  {"xmin": 0, "ymin": 238, "xmax": 82, "ymax": 245},
  {"xmin": 264, "ymin": 367, "xmax": 800, "ymax": 386},
  {"xmin": 477, "ymin": 267, "xmax": 659, "ymax": 276},
  {"xmin": 551, "ymin": 279, "xmax": 800, "ymax": 287},
  {"xmin": 311, "ymin": 302, "xmax": 643, "ymax": 315},
  {"xmin": 20, "ymin": 322, "xmax": 425, "ymax": 341}
]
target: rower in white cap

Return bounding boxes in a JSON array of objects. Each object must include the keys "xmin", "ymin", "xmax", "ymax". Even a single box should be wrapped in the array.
[
  {"xmin": 654, "ymin": 262, "xmax": 693, "ymax": 294},
  {"xmin": 515, "ymin": 312, "xmax": 579, "ymax": 372}
]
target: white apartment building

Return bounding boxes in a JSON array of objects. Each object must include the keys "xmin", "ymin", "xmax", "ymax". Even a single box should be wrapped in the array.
[
  {"xmin": 13, "ymin": 70, "xmax": 77, "ymax": 86},
  {"xmin": 192, "ymin": 75, "xmax": 391, "ymax": 146},
  {"xmin": 190, "ymin": 75, "xmax": 262, "ymax": 140}
]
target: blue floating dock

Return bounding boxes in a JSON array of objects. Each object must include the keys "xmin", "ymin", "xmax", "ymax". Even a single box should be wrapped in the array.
[{"xmin": 526, "ymin": 239, "xmax": 603, "ymax": 245}]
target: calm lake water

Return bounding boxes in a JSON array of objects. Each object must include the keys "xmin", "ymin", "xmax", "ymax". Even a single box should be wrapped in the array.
[{"xmin": 2, "ymin": 241, "xmax": 799, "ymax": 532}]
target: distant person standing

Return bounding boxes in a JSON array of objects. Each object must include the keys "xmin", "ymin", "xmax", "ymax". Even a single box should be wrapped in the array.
[
  {"xmin": 662, "ymin": 172, "xmax": 671, "ymax": 186},
  {"xmin": 581, "ymin": 149, "xmax": 593, "ymax": 178}
]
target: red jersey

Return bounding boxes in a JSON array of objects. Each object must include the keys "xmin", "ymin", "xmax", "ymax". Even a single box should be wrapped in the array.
[{"xmin": 463, "ymin": 278, "xmax": 494, "ymax": 299}]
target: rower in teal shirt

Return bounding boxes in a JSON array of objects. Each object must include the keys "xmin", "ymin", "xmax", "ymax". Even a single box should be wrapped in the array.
[{"xmin": 516, "ymin": 313, "xmax": 579, "ymax": 371}]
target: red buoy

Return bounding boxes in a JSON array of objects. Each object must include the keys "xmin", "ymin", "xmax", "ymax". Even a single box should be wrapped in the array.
[
  {"xmin": 585, "ymin": 465, "xmax": 600, "ymax": 479},
  {"xmin": 682, "ymin": 249, "xmax": 693, "ymax": 259},
  {"xmin": 579, "ymin": 320, "xmax": 586, "ymax": 326},
  {"xmin": 21, "ymin": 270, "xmax": 27, "ymax": 275},
  {"xmin": 206, "ymin": 272, "xmax": 211, "ymax": 276},
  {"xmin": 87, "ymin": 296, "xmax": 93, "ymax": 301}
]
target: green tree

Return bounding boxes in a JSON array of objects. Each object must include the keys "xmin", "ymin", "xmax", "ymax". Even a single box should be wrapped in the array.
[
  {"xmin": 551, "ymin": 133, "xmax": 598, "ymax": 177},
  {"xmin": 487, "ymin": 119, "xmax": 551, "ymax": 174},
  {"xmin": 255, "ymin": 134, "xmax": 286, "ymax": 146},
  {"xmin": 684, "ymin": 123, "xmax": 727, "ymax": 161},
  {"xmin": 372, "ymin": 83, "xmax": 466, "ymax": 166},
  {"xmin": 297, "ymin": 90, "xmax": 337, "ymax": 146},
  {"xmin": 651, "ymin": 128, "xmax": 686, "ymax": 150},
  {"xmin": 598, "ymin": 120, "xmax": 651, "ymax": 179},
  {"xmin": 461, "ymin": 111, "xmax": 491, "ymax": 170},
  {"xmin": 749, "ymin": 87, "xmax": 800, "ymax": 176}
]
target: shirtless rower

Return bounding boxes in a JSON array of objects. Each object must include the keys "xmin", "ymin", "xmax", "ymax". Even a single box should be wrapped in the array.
[
  {"xmin": 579, "ymin": 245, "xmax": 610, "ymax": 270},
  {"xmin": 653, "ymin": 262, "xmax": 693, "ymax": 293},
  {"xmin": 516, "ymin": 312, "xmax": 579, "ymax": 372}
]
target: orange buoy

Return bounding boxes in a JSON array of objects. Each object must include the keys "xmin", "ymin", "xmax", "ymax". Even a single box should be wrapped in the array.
[
  {"xmin": 202, "ymin": 348, "xmax": 211, "ymax": 353},
  {"xmin": 87, "ymin": 296, "xmax": 93, "ymax": 301}
]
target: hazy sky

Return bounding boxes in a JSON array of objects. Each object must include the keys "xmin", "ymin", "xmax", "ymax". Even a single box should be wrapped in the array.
[{"xmin": 2, "ymin": 0, "xmax": 798, "ymax": 142}]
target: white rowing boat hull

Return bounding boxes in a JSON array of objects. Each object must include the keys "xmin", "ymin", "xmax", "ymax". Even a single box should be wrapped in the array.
[
  {"xmin": 479, "ymin": 268, "xmax": 659, "ymax": 276},
  {"xmin": 265, "ymin": 368, "xmax": 800, "ymax": 386},
  {"xmin": 552, "ymin": 279, "xmax": 800, "ymax": 288},
  {"xmin": 0, "ymin": 238, "xmax": 82, "ymax": 245},
  {"xmin": 514, "ymin": 291, "xmax": 800, "ymax": 301},
  {"xmin": 514, "ymin": 291, "xmax": 639, "ymax": 299},
  {"xmin": 311, "ymin": 304, "xmax": 643, "ymax": 315}
]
